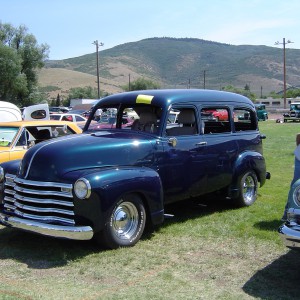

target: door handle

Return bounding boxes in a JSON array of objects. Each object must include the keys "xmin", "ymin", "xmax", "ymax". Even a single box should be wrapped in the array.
[{"xmin": 196, "ymin": 141, "xmax": 207, "ymax": 146}]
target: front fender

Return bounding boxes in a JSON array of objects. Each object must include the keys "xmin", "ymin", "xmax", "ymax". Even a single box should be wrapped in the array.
[
  {"xmin": 76, "ymin": 166, "xmax": 164, "ymax": 231},
  {"xmin": 0, "ymin": 159, "xmax": 21, "ymax": 175}
]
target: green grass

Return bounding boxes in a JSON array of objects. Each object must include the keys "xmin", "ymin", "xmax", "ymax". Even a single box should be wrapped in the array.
[{"xmin": 1, "ymin": 120, "xmax": 300, "ymax": 299}]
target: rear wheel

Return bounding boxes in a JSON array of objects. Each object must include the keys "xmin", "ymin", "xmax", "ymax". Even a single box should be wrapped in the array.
[
  {"xmin": 234, "ymin": 171, "xmax": 258, "ymax": 207},
  {"xmin": 95, "ymin": 194, "xmax": 146, "ymax": 249}
]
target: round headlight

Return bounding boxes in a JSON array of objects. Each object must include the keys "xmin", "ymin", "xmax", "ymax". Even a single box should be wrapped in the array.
[
  {"xmin": 74, "ymin": 178, "xmax": 91, "ymax": 199},
  {"xmin": 0, "ymin": 166, "xmax": 4, "ymax": 183}
]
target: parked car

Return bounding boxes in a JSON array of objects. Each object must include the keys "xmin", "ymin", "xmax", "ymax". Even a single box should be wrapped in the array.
[
  {"xmin": 49, "ymin": 106, "xmax": 70, "ymax": 114},
  {"xmin": 50, "ymin": 113, "xmax": 89, "ymax": 129},
  {"xmin": 0, "ymin": 101, "xmax": 22, "ymax": 121},
  {"xmin": 50, "ymin": 113, "xmax": 87, "ymax": 123},
  {"xmin": 278, "ymin": 179, "xmax": 300, "ymax": 249},
  {"xmin": 0, "ymin": 89, "xmax": 270, "ymax": 249},
  {"xmin": 254, "ymin": 104, "xmax": 268, "ymax": 121},
  {"xmin": 0, "ymin": 120, "xmax": 82, "ymax": 163},
  {"xmin": 202, "ymin": 108, "xmax": 229, "ymax": 121}
]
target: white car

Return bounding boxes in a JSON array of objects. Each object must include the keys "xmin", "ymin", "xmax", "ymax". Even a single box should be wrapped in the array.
[{"xmin": 50, "ymin": 113, "xmax": 87, "ymax": 123}]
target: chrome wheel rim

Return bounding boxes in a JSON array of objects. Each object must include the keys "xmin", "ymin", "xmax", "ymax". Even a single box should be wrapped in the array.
[
  {"xmin": 243, "ymin": 175, "xmax": 256, "ymax": 204},
  {"xmin": 111, "ymin": 201, "xmax": 139, "ymax": 240}
]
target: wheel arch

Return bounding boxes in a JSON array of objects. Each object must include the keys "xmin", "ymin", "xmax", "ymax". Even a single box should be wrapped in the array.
[
  {"xmin": 229, "ymin": 151, "xmax": 266, "ymax": 198},
  {"xmin": 83, "ymin": 166, "xmax": 165, "ymax": 231}
]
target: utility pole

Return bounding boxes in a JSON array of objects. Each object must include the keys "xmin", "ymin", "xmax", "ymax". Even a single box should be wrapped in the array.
[
  {"xmin": 203, "ymin": 70, "xmax": 206, "ymax": 89},
  {"xmin": 275, "ymin": 38, "xmax": 293, "ymax": 109},
  {"xmin": 128, "ymin": 74, "xmax": 131, "ymax": 91},
  {"xmin": 93, "ymin": 40, "xmax": 104, "ymax": 98}
]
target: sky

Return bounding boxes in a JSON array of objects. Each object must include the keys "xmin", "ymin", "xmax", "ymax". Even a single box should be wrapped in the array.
[{"xmin": 1, "ymin": 0, "xmax": 299, "ymax": 60}]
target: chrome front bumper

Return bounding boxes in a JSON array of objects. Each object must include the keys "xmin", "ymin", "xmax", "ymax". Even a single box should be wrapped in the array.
[
  {"xmin": 278, "ymin": 222, "xmax": 300, "ymax": 249},
  {"xmin": 0, "ymin": 212, "xmax": 93, "ymax": 241}
]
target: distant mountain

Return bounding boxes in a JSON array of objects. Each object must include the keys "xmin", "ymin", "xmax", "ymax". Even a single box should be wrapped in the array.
[{"xmin": 40, "ymin": 37, "xmax": 300, "ymax": 99}]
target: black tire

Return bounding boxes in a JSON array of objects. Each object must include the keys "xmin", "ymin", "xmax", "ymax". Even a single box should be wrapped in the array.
[
  {"xmin": 234, "ymin": 171, "xmax": 258, "ymax": 207},
  {"xmin": 95, "ymin": 194, "xmax": 146, "ymax": 249}
]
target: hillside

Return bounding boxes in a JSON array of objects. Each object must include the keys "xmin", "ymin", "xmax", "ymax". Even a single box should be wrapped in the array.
[{"xmin": 39, "ymin": 37, "xmax": 300, "ymax": 99}]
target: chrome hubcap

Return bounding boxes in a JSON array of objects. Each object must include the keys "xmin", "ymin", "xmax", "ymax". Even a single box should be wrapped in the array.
[
  {"xmin": 243, "ymin": 175, "xmax": 255, "ymax": 204},
  {"xmin": 112, "ymin": 201, "xmax": 139, "ymax": 240}
]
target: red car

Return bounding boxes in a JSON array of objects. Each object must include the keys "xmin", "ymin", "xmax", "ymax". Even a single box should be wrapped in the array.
[{"xmin": 203, "ymin": 109, "xmax": 228, "ymax": 121}]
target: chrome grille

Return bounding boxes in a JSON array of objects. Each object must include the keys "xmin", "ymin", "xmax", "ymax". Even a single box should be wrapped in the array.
[{"xmin": 3, "ymin": 173, "xmax": 75, "ymax": 225}]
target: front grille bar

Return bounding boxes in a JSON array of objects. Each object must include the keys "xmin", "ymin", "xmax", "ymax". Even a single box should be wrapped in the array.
[{"xmin": 3, "ymin": 173, "xmax": 75, "ymax": 226}]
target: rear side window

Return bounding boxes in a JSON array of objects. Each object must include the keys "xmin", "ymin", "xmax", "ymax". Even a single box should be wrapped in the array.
[
  {"xmin": 233, "ymin": 108, "xmax": 256, "ymax": 131},
  {"xmin": 201, "ymin": 107, "xmax": 231, "ymax": 134}
]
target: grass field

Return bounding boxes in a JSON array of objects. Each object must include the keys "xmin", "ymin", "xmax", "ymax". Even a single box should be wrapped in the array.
[{"xmin": 1, "ymin": 120, "xmax": 300, "ymax": 299}]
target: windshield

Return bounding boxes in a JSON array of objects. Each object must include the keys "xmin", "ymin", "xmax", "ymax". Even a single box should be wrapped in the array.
[
  {"xmin": 0, "ymin": 126, "xmax": 19, "ymax": 146},
  {"xmin": 291, "ymin": 104, "xmax": 300, "ymax": 110},
  {"xmin": 86, "ymin": 104, "xmax": 162, "ymax": 134}
]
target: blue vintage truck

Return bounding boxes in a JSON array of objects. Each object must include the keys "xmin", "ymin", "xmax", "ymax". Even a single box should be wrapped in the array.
[{"xmin": 0, "ymin": 89, "xmax": 270, "ymax": 249}]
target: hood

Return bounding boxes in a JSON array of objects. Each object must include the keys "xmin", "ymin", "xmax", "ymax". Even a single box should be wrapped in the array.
[{"xmin": 19, "ymin": 131, "xmax": 155, "ymax": 181}]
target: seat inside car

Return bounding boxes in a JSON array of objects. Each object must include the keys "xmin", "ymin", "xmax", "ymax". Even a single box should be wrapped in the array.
[{"xmin": 167, "ymin": 109, "xmax": 197, "ymax": 136}]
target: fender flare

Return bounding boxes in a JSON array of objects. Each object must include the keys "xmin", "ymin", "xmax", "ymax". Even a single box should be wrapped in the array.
[
  {"xmin": 80, "ymin": 166, "xmax": 164, "ymax": 229},
  {"xmin": 229, "ymin": 151, "xmax": 266, "ymax": 198}
]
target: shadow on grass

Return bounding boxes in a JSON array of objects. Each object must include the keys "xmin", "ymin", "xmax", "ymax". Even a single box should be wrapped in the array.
[
  {"xmin": 0, "ymin": 193, "xmax": 245, "ymax": 269},
  {"xmin": 253, "ymin": 219, "xmax": 283, "ymax": 231},
  {"xmin": 160, "ymin": 192, "xmax": 238, "ymax": 227},
  {"xmin": 0, "ymin": 226, "xmax": 104, "ymax": 269},
  {"xmin": 243, "ymin": 250, "xmax": 300, "ymax": 300}
]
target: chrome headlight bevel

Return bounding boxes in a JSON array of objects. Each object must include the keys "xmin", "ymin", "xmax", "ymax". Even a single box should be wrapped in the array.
[{"xmin": 74, "ymin": 178, "xmax": 91, "ymax": 199}]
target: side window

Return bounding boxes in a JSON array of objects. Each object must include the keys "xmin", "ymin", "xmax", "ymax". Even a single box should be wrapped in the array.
[
  {"xmin": 201, "ymin": 107, "xmax": 231, "ymax": 134},
  {"xmin": 166, "ymin": 107, "xmax": 198, "ymax": 136},
  {"xmin": 16, "ymin": 130, "xmax": 28, "ymax": 147},
  {"xmin": 233, "ymin": 108, "xmax": 256, "ymax": 131},
  {"xmin": 52, "ymin": 125, "xmax": 75, "ymax": 137}
]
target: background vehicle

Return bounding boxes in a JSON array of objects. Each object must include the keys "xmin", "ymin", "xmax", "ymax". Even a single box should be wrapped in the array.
[
  {"xmin": 255, "ymin": 104, "xmax": 268, "ymax": 121},
  {"xmin": 0, "ymin": 120, "xmax": 81, "ymax": 163},
  {"xmin": 0, "ymin": 101, "xmax": 22, "ymax": 121},
  {"xmin": 50, "ymin": 113, "xmax": 87, "ymax": 122},
  {"xmin": 202, "ymin": 108, "xmax": 228, "ymax": 121},
  {"xmin": 283, "ymin": 102, "xmax": 300, "ymax": 122}
]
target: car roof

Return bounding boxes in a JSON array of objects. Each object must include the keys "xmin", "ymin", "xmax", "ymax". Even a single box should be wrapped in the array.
[{"xmin": 93, "ymin": 89, "xmax": 254, "ymax": 111}]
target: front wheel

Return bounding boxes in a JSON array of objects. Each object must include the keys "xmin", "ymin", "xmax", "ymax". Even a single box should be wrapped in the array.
[
  {"xmin": 234, "ymin": 171, "xmax": 258, "ymax": 207},
  {"xmin": 95, "ymin": 194, "xmax": 146, "ymax": 249}
]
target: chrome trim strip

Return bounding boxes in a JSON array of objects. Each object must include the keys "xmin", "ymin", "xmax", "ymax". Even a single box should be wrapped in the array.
[
  {"xmin": 279, "ymin": 224, "xmax": 300, "ymax": 249},
  {"xmin": 14, "ymin": 194, "xmax": 73, "ymax": 207},
  {"xmin": 14, "ymin": 177, "xmax": 72, "ymax": 190},
  {"xmin": 0, "ymin": 213, "xmax": 93, "ymax": 240},
  {"xmin": 4, "ymin": 203, "xmax": 15, "ymax": 210},
  {"xmin": 14, "ymin": 202, "xmax": 74, "ymax": 216},
  {"xmin": 13, "ymin": 209, "xmax": 75, "ymax": 225},
  {"xmin": 14, "ymin": 185, "xmax": 73, "ymax": 198}
]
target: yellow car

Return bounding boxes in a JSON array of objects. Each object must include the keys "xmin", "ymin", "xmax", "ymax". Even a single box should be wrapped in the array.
[{"xmin": 0, "ymin": 120, "xmax": 82, "ymax": 163}]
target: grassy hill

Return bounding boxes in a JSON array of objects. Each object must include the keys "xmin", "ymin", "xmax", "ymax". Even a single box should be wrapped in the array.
[{"xmin": 39, "ymin": 37, "xmax": 300, "ymax": 99}]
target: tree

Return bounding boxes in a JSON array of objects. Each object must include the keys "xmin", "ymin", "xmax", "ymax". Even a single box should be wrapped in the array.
[
  {"xmin": 67, "ymin": 86, "xmax": 98, "ymax": 100},
  {"xmin": 123, "ymin": 77, "xmax": 160, "ymax": 91},
  {"xmin": 221, "ymin": 85, "xmax": 257, "ymax": 101},
  {"xmin": 0, "ymin": 22, "xmax": 49, "ymax": 106},
  {"xmin": 56, "ymin": 94, "xmax": 61, "ymax": 106}
]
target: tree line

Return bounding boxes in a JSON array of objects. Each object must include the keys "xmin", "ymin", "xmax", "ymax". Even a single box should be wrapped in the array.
[{"xmin": 0, "ymin": 22, "xmax": 49, "ymax": 107}]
